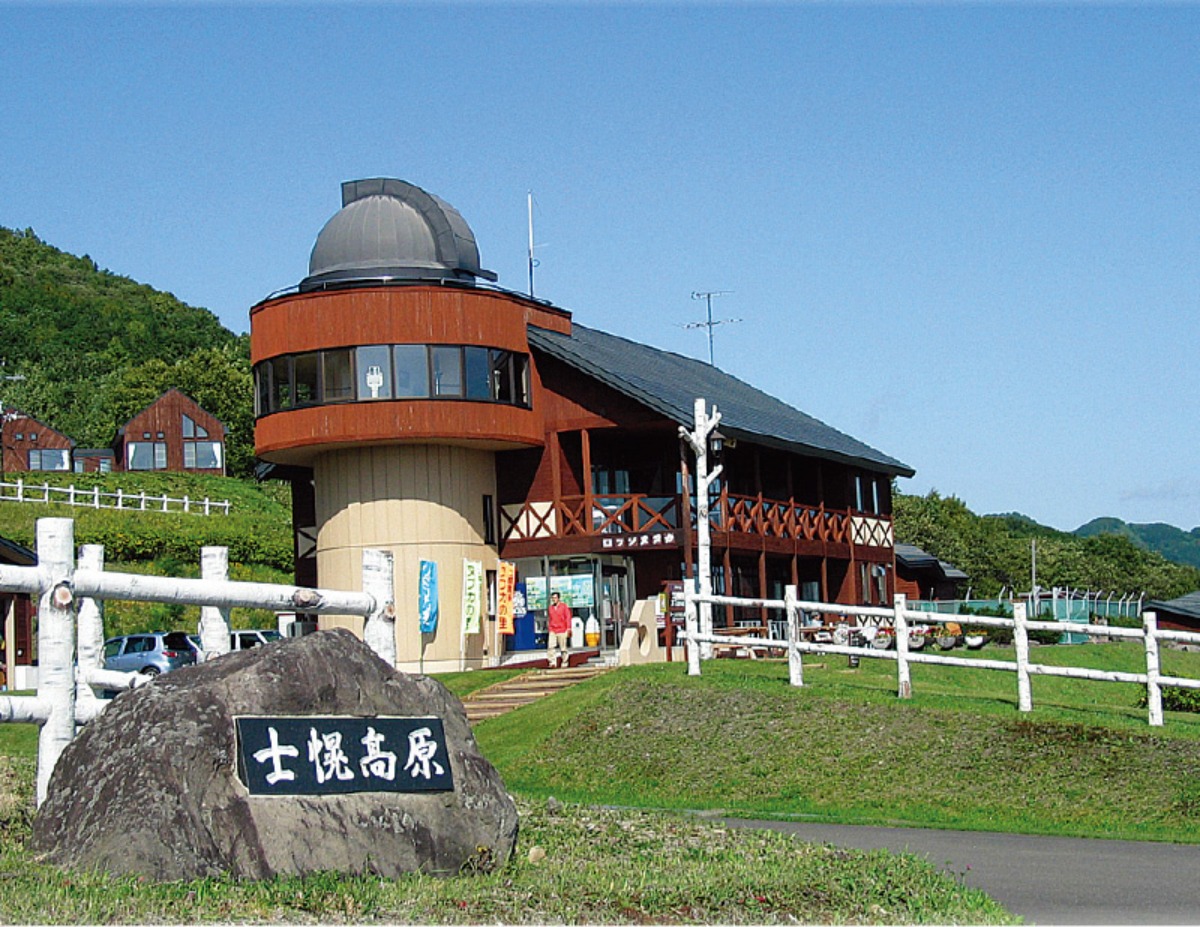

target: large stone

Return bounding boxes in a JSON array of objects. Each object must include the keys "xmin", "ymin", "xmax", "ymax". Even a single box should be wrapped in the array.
[{"xmin": 31, "ymin": 629, "xmax": 518, "ymax": 880}]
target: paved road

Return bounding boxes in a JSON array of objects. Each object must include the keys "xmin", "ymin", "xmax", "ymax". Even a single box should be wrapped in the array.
[{"xmin": 724, "ymin": 818, "xmax": 1200, "ymax": 925}]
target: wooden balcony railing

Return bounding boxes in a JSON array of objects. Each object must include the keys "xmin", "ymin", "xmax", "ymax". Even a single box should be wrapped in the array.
[{"xmin": 501, "ymin": 492, "xmax": 892, "ymax": 549}]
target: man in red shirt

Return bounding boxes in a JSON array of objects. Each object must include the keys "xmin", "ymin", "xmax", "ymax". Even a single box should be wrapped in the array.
[{"xmin": 546, "ymin": 591, "xmax": 572, "ymax": 668}]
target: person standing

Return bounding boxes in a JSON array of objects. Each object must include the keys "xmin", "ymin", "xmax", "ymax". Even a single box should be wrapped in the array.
[{"xmin": 546, "ymin": 591, "xmax": 572, "ymax": 668}]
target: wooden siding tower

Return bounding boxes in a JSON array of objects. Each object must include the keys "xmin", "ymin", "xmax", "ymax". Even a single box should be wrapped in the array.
[{"xmin": 251, "ymin": 179, "xmax": 567, "ymax": 671}]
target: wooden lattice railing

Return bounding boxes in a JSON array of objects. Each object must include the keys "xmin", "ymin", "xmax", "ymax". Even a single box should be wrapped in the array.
[{"xmin": 501, "ymin": 492, "xmax": 885, "ymax": 547}]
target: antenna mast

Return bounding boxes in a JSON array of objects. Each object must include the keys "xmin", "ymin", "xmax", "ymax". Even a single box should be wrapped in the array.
[
  {"xmin": 527, "ymin": 191, "xmax": 536, "ymax": 298},
  {"xmin": 686, "ymin": 290, "xmax": 740, "ymax": 365}
]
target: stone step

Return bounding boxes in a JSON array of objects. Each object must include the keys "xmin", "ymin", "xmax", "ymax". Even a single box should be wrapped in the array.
[{"xmin": 461, "ymin": 665, "xmax": 610, "ymax": 723}]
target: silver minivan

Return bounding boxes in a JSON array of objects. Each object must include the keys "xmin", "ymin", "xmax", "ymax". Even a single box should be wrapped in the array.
[{"xmin": 103, "ymin": 632, "xmax": 197, "ymax": 677}]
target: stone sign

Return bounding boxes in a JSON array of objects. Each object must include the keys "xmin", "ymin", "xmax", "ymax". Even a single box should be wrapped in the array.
[{"xmin": 31, "ymin": 629, "xmax": 518, "ymax": 880}]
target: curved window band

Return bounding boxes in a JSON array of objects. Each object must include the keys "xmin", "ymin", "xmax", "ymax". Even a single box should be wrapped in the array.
[{"xmin": 254, "ymin": 344, "xmax": 531, "ymax": 417}]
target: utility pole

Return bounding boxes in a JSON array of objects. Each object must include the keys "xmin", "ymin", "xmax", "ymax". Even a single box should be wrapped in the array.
[
  {"xmin": 686, "ymin": 291, "xmax": 739, "ymax": 366},
  {"xmin": 679, "ymin": 397, "xmax": 723, "ymax": 671}
]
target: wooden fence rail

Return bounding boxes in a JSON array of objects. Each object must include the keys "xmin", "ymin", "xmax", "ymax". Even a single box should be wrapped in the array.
[
  {"xmin": 0, "ymin": 479, "xmax": 230, "ymax": 515},
  {"xmin": 682, "ymin": 587, "xmax": 1200, "ymax": 728}
]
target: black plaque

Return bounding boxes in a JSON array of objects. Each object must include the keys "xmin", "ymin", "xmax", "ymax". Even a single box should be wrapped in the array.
[{"xmin": 235, "ymin": 716, "xmax": 454, "ymax": 795}]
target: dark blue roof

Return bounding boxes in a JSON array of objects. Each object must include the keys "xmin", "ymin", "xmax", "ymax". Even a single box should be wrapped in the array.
[{"xmin": 528, "ymin": 322, "xmax": 914, "ymax": 476}]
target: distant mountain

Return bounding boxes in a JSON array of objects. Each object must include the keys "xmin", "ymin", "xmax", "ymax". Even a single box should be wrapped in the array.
[{"xmin": 1075, "ymin": 518, "xmax": 1200, "ymax": 571}]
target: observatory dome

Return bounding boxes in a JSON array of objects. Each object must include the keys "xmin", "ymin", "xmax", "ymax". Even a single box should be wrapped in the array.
[{"xmin": 300, "ymin": 178, "xmax": 497, "ymax": 291}]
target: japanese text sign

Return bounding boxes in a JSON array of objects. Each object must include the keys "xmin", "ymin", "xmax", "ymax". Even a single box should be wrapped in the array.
[{"xmin": 235, "ymin": 716, "xmax": 454, "ymax": 796}]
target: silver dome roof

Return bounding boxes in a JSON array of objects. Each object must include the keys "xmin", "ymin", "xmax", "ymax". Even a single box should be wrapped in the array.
[{"xmin": 300, "ymin": 178, "xmax": 497, "ymax": 291}]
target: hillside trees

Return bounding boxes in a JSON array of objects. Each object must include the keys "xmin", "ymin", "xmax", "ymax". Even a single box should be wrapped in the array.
[
  {"xmin": 894, "ymin": 491, "xmax": 1200, "ymax": 600},
  {"xmin": 0, "ymin": 226, "xmax": 255, "ymax": 476}
]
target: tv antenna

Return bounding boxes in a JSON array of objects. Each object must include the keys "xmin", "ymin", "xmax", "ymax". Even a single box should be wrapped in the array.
[
  {"xmin": 527, "ymin": 191, "xmax": 548, "ymax": 298},
  {"xmin": 685, "ymin": 290, "xmax": 740, "ymax": 365}
]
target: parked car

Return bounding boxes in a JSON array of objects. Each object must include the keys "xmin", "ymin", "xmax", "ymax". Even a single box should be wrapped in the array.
[
  {"xmin": 230, "ymin": 629, "xmax": 283, "ymax": 651},
  {"xmin": 103, "ymin": 632, "xmax": 197, "ymax": 677}
]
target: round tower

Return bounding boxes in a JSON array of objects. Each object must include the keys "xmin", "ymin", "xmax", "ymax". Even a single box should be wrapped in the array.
[{"xmin": 251, "ymin": 178, "xmax": 568, "ymax": 671}]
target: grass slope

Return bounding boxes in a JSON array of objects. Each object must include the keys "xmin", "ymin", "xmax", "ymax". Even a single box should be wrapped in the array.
[{"xmin": 477, "ymin": 646, "xmax": 1200, "ymax": 844}]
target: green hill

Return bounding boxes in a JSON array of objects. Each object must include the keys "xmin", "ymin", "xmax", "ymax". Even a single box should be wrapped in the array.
[
  {"xmin": 0, "ymin": 227, "xmax": 254, "ymax": 475},
  {"xmin": 1075, "ymin": 517, "xmax": 1200, "ymax": 571}
]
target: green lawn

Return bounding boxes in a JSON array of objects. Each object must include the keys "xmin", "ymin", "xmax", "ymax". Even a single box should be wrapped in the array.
[{"xmin": 475, "ymin": 643, "xmax": 1200, "ymax": 843}]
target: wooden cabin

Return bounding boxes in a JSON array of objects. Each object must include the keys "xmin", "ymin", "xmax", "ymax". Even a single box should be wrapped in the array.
[
  {"xmin": 113, "ymin": 389, "xmax": 226, "ymax": 474},
  {"xmin": 1, "ymin": 411, "xmax": 74, "ymax": 474}
]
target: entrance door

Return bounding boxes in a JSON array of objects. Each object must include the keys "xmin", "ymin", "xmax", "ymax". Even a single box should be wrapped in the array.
[{"xmin": 599, "ymin": 564, "xmax": 633, "ymax": 651}]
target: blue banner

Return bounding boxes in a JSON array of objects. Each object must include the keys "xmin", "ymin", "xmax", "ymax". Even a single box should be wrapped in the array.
[{"xmin": 418, "ymin": 560, "xmax": 439, "ymax": 633}]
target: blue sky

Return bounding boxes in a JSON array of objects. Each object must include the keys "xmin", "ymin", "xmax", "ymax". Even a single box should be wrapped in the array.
[{"xmin": 1, "ymin": 3, "xmax": 1197, "ymax": 533}]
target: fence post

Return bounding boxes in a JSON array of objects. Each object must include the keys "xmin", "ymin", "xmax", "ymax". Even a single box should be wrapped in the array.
[
  {"xmin": 361, "ymin": 548, "xmax": 396, "ymax": 667},
  {"xmin": 1013, "ymin": 600, "xmax": 1033, "ymax": 712},
  {"xmin": 685, "ymin": 579, "xmax": 701, "ymax": 677},
  {"xmin": 1144, "ymin": 610, "xmax": 1163, "ymax": 727},
  {"xmin": 93, "ymin": 486, "xmax": 100, "ymax": 509},
  {"xmin": 75, "ymin": 544, "xmax": 106, "ymax": 714},
  {"xmin": 184, "ymin": 495, "xmax": 191, "ymax": 514},
  {"xmin": 785, "ymin": 584, "xmax": 803, "ymax": 687},
  {"xmin": 116, "ymin": 489, "xmax": 124, "ymax": 510},
  {"xmin": 203, "ymin": 497, "xmax": 210, "ymax": 515},
  {"xmin": 140, "ymin": 491, "xmax": 147, "ymax": 511},
  {"xmin": 35, "ymin": 517, "xmax": 78, "ymax": 807},
  {"xmin": 68, "ymin": 484, "xmax": 76, "ymax": 506},
  {"xmin": 16, "ymin": 478, "xmax": 23, "ymax": 502},
  {"xmin": 894, "ymin": 594, "xmax": 912, "ymax": 699},
  {"xmin": 198, "ymin": 547, "xmax": 231, "ymax": 661}
]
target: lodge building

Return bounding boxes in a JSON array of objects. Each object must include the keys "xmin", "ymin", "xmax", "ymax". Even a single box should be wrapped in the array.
[{"xmin": 251, "ymin": 178, "xmax": 914, "ymax": 672}]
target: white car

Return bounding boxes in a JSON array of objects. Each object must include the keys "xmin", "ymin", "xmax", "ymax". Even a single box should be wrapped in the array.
[{"xmin": 230, "ymin": 629, "xmax": 283, "ymax": 651}]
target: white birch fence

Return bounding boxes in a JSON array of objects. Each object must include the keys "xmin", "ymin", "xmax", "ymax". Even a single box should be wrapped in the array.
[
  {"xmin": 682, "ymin": 586, "xmax": 1200, "ymax": 728},
  {"xmin": 0, "ymin": 517, "xmax": 395, "ymax": 806},
  {"xmin": 0, "ymin": 479, "xmax": 231, "ymax": 515}
]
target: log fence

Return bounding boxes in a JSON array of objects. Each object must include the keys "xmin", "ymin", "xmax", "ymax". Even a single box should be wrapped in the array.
[{"xmin": 0, "ymin": 517, "xmax": 393, "ymax": 807}]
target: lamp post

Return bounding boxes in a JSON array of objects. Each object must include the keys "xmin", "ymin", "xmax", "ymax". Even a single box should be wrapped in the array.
[{"xmin": 679, "ymin": 397, "xmax": 723, "ymax": 668}]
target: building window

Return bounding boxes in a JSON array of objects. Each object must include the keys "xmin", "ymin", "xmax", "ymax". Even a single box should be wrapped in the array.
[
  {"xmin": 182, "ymin": 414, "xmax": 209, "ymax": 439},
  {"xmin": 464, "ymin": 346, "xmax": 491, "ymax": 400},
  {"xmin": 393, "ymin": 345, "xmax": 429, "ymax": 398},
  {"xmin": 354, "ymin": 346, "xmax": 388, "ymax": 400},
  {"xmin": 293, "ymin": 354, "xmax": 319, "ymax": 407},
  {"xmin": 28, "ymin": 448, "xmax": 70, "ymax": 471},
  {"xmin": 127, "ymin": 442, "xmax": 167, "ymax": 471},
  {"xmin": 859, "ymin": 562, "xmax": 872, "ymax": 605},
  {"xmin": 431, "ymin": 346, "xmax": 462, "ymax": 397},
  {"xmin": 270, "ymin": 356, "xmax": 292, "ymax": 410},
  {"xmin": 184, "ymin": 441, "xmax": 223, "ymax": 470},
  {"xmin": 483, "ymin": 494, "xmax": 496, "ymax": 545},
  {"xmin": 323, "ymin": 348, "xmax": 355, "ymax": 402},
  {"xmin": 254, "ymin": 344, "xmax": 532, "ymax": 415}
]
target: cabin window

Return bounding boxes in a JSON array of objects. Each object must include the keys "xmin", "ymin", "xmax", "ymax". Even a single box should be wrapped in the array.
[
  {"xmin": 184, "ymin": 441, "xmax": 223, "ymax": 470},
  {"xmin": 127, "ymin": 442, "xmax": 167, "ymax": 471},
  {"xmin": 182, "ymin": 415, "xmax": 209, "ymax": 439},
  {"xmin": 28, "ymin": 448, "xmax": 70, "ymax": 471},
  {"xmin": 269, "ymin": 356, "xmax": 292, "ymax": 410}
]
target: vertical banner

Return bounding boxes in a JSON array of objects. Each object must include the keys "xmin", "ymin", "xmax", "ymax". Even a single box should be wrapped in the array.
[
  {"xmin": 418, "ymin": 560, "xmax": 439, "ymax": 634},
  {"xmin": 497, "ymin": 561, "xmax": 516, "ymax": 635},
  {"xmin": 461, "ymin": 559, "xmax": 483, "ymax": 635}
]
